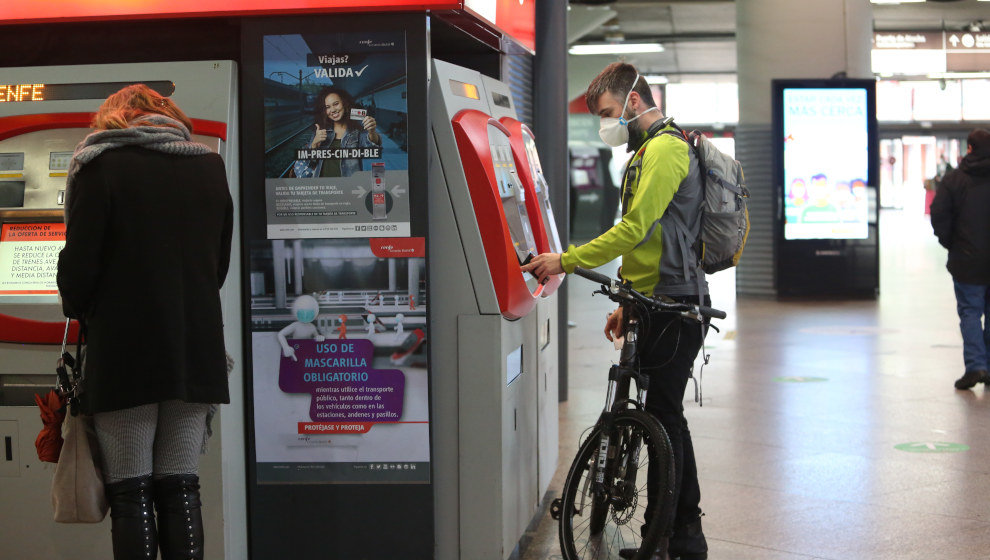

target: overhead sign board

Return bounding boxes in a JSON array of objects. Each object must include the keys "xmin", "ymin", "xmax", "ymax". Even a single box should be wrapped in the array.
[
  {"xmin": 873, "ymin": 31, "xmax": 943, "ymax": 50},
  {"xmin": 873, "ymin": 30, "xmax": 990, "ymax": 75}
]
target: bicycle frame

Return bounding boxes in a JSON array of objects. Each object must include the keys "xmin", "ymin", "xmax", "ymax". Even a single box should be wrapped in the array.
[
  {"xmin": 591, "ymin": 301, "xmax": 651, "ymax": 494},
  {"xmin": 552, "ymin": 267, "xmax": 725, "ymax": 556}
]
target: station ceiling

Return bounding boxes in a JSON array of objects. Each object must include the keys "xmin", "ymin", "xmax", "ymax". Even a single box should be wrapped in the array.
[{"xmin": 567, "ymin": 0, "xmax": 990, "ymax": 83}]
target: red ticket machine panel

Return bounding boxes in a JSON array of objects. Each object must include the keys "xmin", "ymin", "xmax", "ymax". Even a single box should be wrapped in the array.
[
  {"xmin": 451, "ymin": 109, "xmax": 541, "ymax": 319},
  {"xmin": 500, "ymin": 118, "xmax": 564, "ymax": 297}
]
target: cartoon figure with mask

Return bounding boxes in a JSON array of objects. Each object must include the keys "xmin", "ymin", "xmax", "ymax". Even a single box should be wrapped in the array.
[{"xmin": 276, "ymin": 294, "xmax": 326, "ymax": 362}]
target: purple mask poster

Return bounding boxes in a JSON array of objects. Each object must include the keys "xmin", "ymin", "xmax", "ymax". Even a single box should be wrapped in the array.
[
  {"xmin": 278, "ymin": 339, "xmax": 405, "ymax": 426},
  {"xmin": 249, "ymin": 237, "xmax": 429, "ymax": 484}
]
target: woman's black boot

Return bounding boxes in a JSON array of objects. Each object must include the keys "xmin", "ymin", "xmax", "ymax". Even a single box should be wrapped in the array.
[
  {"xmin": 154, "ymin": 474, "xmax": 204, "ymax": 560},
  {"xmin": 105, "ymin": 475, "xmax": 158, "ymax": 559}
]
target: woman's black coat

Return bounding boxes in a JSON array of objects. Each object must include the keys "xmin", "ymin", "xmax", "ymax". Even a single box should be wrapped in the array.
[{"xmin": 57, "ymin": 146, "xmax": 233, "ymax": 414}]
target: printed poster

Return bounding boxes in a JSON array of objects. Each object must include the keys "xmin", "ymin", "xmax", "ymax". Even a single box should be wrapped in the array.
[
  {"xmin": 0, "ymin": 222, "xmax": 65, "ymax": 301},
  {"xmin": 250, "ymin": 237, "xmax": 429, "ymax": 483},
  {"xmin": 263, "ymin": 31, "xmax": 410, "ymax": 239}
]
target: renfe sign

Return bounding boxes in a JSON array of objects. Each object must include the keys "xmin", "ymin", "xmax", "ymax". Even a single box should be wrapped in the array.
[{"xmin": 0, "ymin": 1, "xmax": 459, "ymax": 24}]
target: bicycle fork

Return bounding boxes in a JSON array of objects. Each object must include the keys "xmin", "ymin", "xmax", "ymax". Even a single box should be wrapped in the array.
[{"xmin": 593, "ymin": 313, "xmax": 644, "ymax": 491}]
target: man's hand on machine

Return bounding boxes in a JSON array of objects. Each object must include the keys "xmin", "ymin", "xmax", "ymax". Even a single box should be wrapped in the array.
[
  {"xmin": 604, "ymin": 307, "xmax": 623, "ymax": 342},
  {"xmin": 521, "ymin": 252, "xmax": 563, "ymax": 284}
]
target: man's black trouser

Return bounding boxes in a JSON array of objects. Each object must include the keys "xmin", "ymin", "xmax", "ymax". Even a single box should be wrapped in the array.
[{"xmin": 639, "ymin": 295, "xmax": 709, "ymax": 535}]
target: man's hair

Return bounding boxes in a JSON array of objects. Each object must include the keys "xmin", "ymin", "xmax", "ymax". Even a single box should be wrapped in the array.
[
  {"xmin": 585, "ymin": 62, "xmax": 656, "ymax": 114},
  {"xmin": 967, "ymin": 128, "xmax": 990, "ymax": 153}
]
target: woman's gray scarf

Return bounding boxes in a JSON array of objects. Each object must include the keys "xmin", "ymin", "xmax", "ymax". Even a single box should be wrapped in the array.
[{"xmin": 64, "ymin": 114, "xmax": 212, "ymax": 218}]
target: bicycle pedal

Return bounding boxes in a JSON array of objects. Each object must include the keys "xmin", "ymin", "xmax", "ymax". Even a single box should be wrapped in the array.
[{"xmin": 549, "ymin": 498, "xmax": 563, "ymax": 521}]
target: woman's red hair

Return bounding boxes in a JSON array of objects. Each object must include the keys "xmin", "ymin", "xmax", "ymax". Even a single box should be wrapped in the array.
[{"xmin": 91, "ymin": 83, "xmax": 193, "ymax": 132}]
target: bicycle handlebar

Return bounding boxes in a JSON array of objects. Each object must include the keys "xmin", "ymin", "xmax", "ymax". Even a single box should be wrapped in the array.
[
  {"xmin": 572, "ymin": 266, "xmax": 613, "ymax": 287},
  {"xmin": 572, "ymin": 266, "xmax": 727, "ymax": 320}
]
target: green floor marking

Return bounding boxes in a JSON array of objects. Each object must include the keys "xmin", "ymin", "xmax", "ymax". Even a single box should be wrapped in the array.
[
  {"xmin": 895, "ymin": 441, "xmax": 969, "ymax": 453},
  {"xmin": 772, "ymin": 376, "xmax": 828, "ymax": 383}
]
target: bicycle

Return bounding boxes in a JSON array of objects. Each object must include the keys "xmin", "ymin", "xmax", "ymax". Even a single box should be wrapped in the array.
[{"xmin": 550, "ymin": 267, "xmax": 726, "ymax": 560}]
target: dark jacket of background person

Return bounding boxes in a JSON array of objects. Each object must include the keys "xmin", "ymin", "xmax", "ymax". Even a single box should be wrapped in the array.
[
  {"xmin": 57, "ymin": 146, "xmax": 234, "ymax": 414},
  {"xmin": 931, "ymin": 146, "xmax": 990, "ymax": 285}
]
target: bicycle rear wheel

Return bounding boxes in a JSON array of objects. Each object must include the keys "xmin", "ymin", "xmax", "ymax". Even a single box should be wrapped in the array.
[{"xmin": 558, "ymin": 410, "xmax": 674, "ymax": 560}]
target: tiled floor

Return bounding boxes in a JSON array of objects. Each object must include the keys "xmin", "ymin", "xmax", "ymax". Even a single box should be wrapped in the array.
[{"xmin": 521, "ymin": 209, "xmax": 990, "ymax": 560}]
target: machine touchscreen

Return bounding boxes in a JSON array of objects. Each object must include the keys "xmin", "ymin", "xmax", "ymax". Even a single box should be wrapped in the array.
[
  {"xmin": 450, "ymin": 109, "xmax": 543, "ymax": 319},
  {"xmin": 499, "ymin": 118, "xmax": 564, "ymax": 296},
  {"xmin": 489, "ymin": 130, "xmax": 538, "ymax": 266},
  {"xmin": 519, "ymin": 127, "xmax": 562, "ymax": 254}
]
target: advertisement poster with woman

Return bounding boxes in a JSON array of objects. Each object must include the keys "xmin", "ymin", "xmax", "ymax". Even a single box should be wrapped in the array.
[
  {"xmin": 782, "ymin": 87, "xmax": 870, "ymax": 240},
  {"xmin": 249, "ymin": 237, "xmax": 429, "ymax": 484},
  {"xmin": 263, "ymin": 31, "xmax": 410, "ymax": 239}
]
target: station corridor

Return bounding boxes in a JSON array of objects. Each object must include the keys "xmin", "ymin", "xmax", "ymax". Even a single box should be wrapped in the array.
[{"xmin": 522, "ymin": 209, "xmax": 990, "ymax": 560}]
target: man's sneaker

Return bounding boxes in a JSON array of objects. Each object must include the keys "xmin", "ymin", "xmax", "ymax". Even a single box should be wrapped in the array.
[{"xmin": 954, "ymin": 369, "xmax": 989, "ymax": 390}]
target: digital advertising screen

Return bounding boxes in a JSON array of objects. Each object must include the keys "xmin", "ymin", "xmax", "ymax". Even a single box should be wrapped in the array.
[{"xmin": 781, "ymin": 87, "xmax": 871, "ymax": 240}]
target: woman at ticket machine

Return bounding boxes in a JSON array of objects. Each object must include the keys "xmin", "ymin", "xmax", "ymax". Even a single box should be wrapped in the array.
[{"xmin": 56, "ymin": 84, "xmax": 233, "ymax": 560}]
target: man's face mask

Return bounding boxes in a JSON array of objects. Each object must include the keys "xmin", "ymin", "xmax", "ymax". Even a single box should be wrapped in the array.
[{"xmin": 598, "ymin": 74, "xmax": 659, "ymax": 147}]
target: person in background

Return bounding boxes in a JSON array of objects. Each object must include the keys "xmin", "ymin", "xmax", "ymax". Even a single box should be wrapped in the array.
[
  {"xmin": 523, "ymin": 61, "xmax": 709, "ymax": 560},
  {"xmin": 293, "ymin": 85, "xmax": 380, "ymax": 178},
  {"xmin": 57, "ymin": 84, "xmax": 233, "ymax": 560},
  {"xmin": 931, "ymin": 128, "xmax": 990, "ymax": 390}
]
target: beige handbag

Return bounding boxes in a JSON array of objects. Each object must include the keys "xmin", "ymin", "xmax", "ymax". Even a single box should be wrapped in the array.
[
  {"xmin": 50, "ymin": 318, "xmax": 108, "ymax": 523},
  {"xmin": 52, "ymin": 410, "xmax": 108, "ymax": 523}
]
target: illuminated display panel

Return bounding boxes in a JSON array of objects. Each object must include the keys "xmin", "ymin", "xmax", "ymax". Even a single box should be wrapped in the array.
[
  {"xmin": 0, "ymin": 81, "xmax": 175, "ymax": 103},
  {"xmin": 449, "ymin": 79, "xmax": 480, "ymax": 100},
  {"xmin": 782, "ymin": 87, "xmax": 871, "ymax": 241},
  {"xmin": 0, "ymin": 1, "xmax": 460, "ymax": 24},
  {"xmin": 0, "ymin": 85, "xmax": 44, "ymax": 102}
]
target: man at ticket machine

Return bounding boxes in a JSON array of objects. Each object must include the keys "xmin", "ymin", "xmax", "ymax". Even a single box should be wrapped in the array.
[{"xmin": 522, "ymin": 62, "xmax": 711, "ymax": 560}]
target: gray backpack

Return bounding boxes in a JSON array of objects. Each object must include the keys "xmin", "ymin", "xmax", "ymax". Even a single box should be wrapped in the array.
[{"xmin": 662, "ymin": 125, "xmax": 750, "ymax": 274}]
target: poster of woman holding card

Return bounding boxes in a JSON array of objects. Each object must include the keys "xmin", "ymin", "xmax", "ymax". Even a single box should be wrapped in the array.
[
  {"xmin": 262, "ymin": 31, "xmax": 411, "ymax": 239},
  {"xmin": 292, "ymin": 85, "xmax": 381, "ymax": 178}
]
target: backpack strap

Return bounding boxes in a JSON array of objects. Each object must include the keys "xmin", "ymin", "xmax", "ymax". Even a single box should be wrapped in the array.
[
  {"xmin": 661, "ymin": 123, "xmax": 711, "ymax": 395},
  {"xmin": 620, "ymin": 117, "xmax": 676, "ymax": 212}
]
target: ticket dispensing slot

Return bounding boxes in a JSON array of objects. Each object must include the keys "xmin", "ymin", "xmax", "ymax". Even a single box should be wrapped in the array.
[
  {"xmin": 500, "ymin": 118, "xmax": 564, "ymax": 297},
  {"xmin": 451, "ymin": 109, "xmax": 542, "ymax": 320}
]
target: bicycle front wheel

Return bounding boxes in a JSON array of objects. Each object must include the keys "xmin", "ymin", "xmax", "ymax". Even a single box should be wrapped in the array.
[{"xmin": 558, "ymin": 410, "xmax": 674, "ymax": 560}]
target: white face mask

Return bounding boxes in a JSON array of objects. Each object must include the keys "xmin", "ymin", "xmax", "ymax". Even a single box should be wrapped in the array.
[{"xmin": 598, "ymin": 73, "xmax": 658, "ymax": 147}]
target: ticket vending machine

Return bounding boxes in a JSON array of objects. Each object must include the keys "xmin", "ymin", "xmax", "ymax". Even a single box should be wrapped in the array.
[
  {"xmin": 480, "ymin": 74, "xmax": 563, "ymax": 508},
  {"xmin": 430, "ymin": 58, "xmax": 558, "ymax": 560},
  {"xmin": 0, "ymin": 62, "xmax": 245, "ymax": 560}
]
